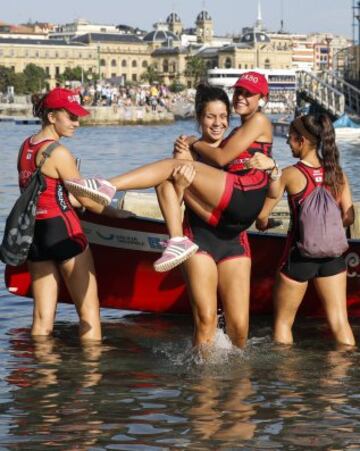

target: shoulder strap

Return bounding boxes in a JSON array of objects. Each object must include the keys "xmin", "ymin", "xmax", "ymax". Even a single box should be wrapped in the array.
[
  {"xmin": 16, "ymin": 141, "xmax": 26, "ymax": 172},
  {"xmin": 294, "ymin": 162, "xmax": 317, "ymax": 187},
  {"xmin": 38, "ymin": 141, "xmax": 60, "ymax": 169}
]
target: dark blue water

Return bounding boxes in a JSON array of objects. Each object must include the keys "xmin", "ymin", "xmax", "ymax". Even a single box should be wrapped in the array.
[{"xmin": 0, "ymin": 120, "xmax": 360, "ymax": 450}]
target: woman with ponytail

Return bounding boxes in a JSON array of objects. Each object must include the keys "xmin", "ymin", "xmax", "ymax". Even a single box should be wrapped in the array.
[
  {"xmin": 256, "ymin": 113, "xmax": 355, "ymax": 346},
  {"xmin": 20, "ymin": 87, "xmax": 105, "ymax": 341}
]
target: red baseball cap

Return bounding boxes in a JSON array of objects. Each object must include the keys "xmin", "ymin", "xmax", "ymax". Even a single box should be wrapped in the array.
[
  {"xmin": 233, "ymin": 71, "xmax": 269, "ymax": 96},
  {"xmin": 43, "ymin": 87, "xmax": 90, "ymax": 117}
]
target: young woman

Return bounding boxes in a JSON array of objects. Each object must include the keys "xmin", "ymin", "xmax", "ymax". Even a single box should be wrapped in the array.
[
  {"xmin": 19, "ymin": 87, "xmax": 105, "ymax": 341},
  {"xmin": 156, "ymin": 84, "xmax": 252, "ymax": 348},
  {"xmin": 256, "ymin": 114, "xmax": 355, "ymax": 346},
  {"xmin": 64, "ymin": 72, "xmax": 281, "ymax": 272}
]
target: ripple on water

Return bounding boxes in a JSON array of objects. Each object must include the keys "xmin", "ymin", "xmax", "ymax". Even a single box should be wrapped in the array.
[{"xmin": 1, "ymin": 123, "xmax": 360, "ymax": 449}]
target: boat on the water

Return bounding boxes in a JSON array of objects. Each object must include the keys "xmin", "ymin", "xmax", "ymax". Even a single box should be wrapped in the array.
[{"xmin": 5, "ymin": 202, "xmax": 360, "ymax": 318}]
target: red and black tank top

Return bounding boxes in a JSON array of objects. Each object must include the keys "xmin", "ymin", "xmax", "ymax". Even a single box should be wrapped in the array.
[
  {"xmin": 18, "ymin": 137, "xmax": 77, "ymax": 221},
  {"xmin": 220, "ymin": 127, "xmax": 272, "ymax": 175}
]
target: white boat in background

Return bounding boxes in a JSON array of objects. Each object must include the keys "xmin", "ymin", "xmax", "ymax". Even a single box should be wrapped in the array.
[{"xmin": 207, "ymin": 68, "xmax": 297, "ymax": 91}]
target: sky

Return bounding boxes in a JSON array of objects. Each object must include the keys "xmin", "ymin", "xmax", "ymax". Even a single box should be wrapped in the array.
[{"xmin": 1, "ymin": 0, "xmax": 355, "ymax": 39}]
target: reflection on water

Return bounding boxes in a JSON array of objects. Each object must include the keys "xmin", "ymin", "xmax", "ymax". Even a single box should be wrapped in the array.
[
  {"xmin": 1, "ymin": 315, "xmax": 359, "ymax": 449},
  {"xmin": 0, "ymin": 122, "xmax": 360, "ymax": 449}
]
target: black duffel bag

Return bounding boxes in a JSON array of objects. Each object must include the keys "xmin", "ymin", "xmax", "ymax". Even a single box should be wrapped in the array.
[{"xmin": 0, "ymin": 141, "xmax": 60, "ymax": 266}]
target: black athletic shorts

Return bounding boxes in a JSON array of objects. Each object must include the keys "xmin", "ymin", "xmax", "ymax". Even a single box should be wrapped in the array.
[
  {"xmin": 281, "ymin": 247, "xmax": 346, "ymax": 282},
  {"xmin": 184, "ymin": 211, "xmax": 251, "ymax": 263},
  {"xmin": 28, "ymin": 216, "xmax": 88, "ymax": 262}
]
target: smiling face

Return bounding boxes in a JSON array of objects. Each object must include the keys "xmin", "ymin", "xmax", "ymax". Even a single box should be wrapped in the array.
[
  {"xmin": 200, "ymin": 100, "xmax": 229, "ymax": 143},
  {"xmin": 48, "ymin": 109, "xmax": 80, "ymax": 137},
  {"xmin": 232, "ymin": 87, "xmax": 261, "ymax": 117}
]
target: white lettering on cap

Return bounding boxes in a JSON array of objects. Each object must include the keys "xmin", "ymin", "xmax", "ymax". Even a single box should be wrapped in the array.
[
  {"xmin": 67, "ymin": 95, "xmax": 79, "ymax": 103},
  {"xmin": 242, "ymin": 74, "xmax": 259, "ymax": 84}
]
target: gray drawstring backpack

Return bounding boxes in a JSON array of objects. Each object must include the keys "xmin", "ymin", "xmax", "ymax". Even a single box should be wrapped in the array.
[{"xmin": 297, "ymin": 181, "xmax": 349, "ymax": 259}]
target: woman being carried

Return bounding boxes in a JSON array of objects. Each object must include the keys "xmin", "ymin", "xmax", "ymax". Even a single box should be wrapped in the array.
[
  {"xmin": 65, "ymin": 72, "xmax": 281, "ymax": 272},
  {"xmin": 256, "ymin": 114, "xmax": 355, "ymax": 347}
]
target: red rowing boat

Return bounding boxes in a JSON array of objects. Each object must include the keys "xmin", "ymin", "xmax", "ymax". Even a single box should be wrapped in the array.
[{"xmin": 5, "ymin": 210, "xmax": 360, "ymax": 317}]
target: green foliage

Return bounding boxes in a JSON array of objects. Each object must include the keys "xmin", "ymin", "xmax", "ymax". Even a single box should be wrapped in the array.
[
  {"xmin": 141, "ymin": 65, "xmax": 160, "ymax": 85},
  {"xmin": 0, "ymin": 66, "xmax": 27, "ymax": 94},
  {"xmin": 23, "ymin": 64, "xmax": 48, "ymax": 93},
  {"xmin": 184, "ymin": 56, "xmax": 207, "ymax": 87},
  {"xmin": 168, "ymin": 80, "xmax": 186, "ymax": 93}
]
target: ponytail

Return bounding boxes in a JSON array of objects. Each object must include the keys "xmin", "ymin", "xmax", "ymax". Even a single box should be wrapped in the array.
[
  {"xmin": 317, "ymin": 114, "xmax": 344, "ymax": 198},
  {"xmin": 31, "ymin": 93, "xmax": 52, "ymax": 125},
  {"xmin": 291, "ymin": 114, "xmax": 344, "ymax": 197}
]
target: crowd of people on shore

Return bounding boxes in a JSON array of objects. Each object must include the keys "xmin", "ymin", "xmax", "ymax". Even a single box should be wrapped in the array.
[{"xmin": 9, "ymin": 70, "xmax": 356, "ymax": 351}]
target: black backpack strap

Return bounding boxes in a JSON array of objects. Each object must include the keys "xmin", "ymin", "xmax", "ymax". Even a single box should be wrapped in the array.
[
  {"xmin": 16, "ymin": 141, "xmax": 26, "ymax": 172},
  {"xmin": 38, "ymin": 141, "xmax": 60, "ymax": 169}
]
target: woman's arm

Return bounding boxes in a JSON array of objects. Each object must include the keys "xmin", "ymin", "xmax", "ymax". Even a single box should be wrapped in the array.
[
  {"xmin": 191, "ymin": 113, "xmax": 272, "ymax": 167},
  {"xmin": 339, "ymin": 173, "xmax": 355, "ymax": 227},
  {"xmin": 44, "ymin": 145, "xmax": 107, "ymax": 214},
  {"xmin": 256, "ymin": 170, "xmax": 287, "ymax": 230}
]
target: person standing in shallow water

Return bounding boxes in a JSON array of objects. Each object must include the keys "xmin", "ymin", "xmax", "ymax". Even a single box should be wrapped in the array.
[
  {"xmin": 64, "ymin": 72, "xmax": 281, "ymax": 280},
  {"xmin": 155, "ymin": 84, "xmax": 254, "ymax": 349},
  {"xmin": 19, "ymin": 88, "xmax": 106, "ymax": 341},
  {"xmin": 256, "ymin": 114, "xmax": 356, "ymax": 347}
]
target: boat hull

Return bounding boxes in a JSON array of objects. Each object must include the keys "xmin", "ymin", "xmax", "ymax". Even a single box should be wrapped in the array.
[{"xmin": 5, "ymin": 211, "xmax": 360, "ymax": 317}]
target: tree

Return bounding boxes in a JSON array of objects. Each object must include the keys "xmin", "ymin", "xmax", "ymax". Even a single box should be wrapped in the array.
[
  {"xmin": 184, "ymin": 56, "xmax": 207, "ymax": 87},
  {"xmin": 141, "ymin": 64, "xmax": 160, "ymax": 85},
  {"xmin": 23, "ymin": 64, "xmax": 48, "ymax": 93},
  {"xmin": 0, "ymin": 66, "xmax": 14, "ymax": 93},
  {"xmin": 0, "ymin": 66, "xmax": 26, "ymax": 95}
]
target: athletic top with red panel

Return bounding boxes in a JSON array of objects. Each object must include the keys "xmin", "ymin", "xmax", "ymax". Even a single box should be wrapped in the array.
[
  {"xmin": 279, "ymin": 161, "xmax": 346, "ymax": 282},
  {"xmin": 18, "ymin": 137, "xmax": 87, "ymax": 261}
]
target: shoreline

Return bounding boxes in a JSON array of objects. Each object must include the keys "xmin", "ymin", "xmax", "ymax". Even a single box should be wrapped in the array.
[
  {"xmin": 0, "ymin": 104, "xmax": 175, "ymax": 126},
  {"xmin": 0, "ymin": 103, "xmax": 294, "ymax": 126}
]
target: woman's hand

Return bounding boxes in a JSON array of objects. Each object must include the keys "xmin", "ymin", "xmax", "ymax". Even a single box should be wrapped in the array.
[
  {"xmin": 247, "ymin": 153, "xmax": 276, "ymax": 171},
  {"xmin": 173, "ymin": 135, "xmax": 198, "ymax": 161},
  {"xmin": 172, "ymin": 165, "xmax": 196, "ymax": 189},
  {"xmin": 68, "ymin": 192, "xmax": 82, "ymax": 208},
  {"xmin": 256, "ymin": 215, "xmax": 269, "ymax": 231}
]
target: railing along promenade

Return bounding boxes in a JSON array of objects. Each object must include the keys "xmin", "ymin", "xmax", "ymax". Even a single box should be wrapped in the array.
[
  {"xmin": 296, "ymin": 70, "xmax": 345, "ymax": 117},
  {"xmin": 296, "ymin": 70, "xmax": 360, "ymax": 118}
]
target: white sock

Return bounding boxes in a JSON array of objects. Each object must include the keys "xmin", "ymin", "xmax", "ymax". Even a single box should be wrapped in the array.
[{"xmin": 169, "ymin": 236, "xmax": 185, "ymax": 242}]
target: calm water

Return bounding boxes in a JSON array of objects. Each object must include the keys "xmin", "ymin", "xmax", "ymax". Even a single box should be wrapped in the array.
[{"xmin": 0, "ymin": 119, "xmax": 360, "ymax": 450}]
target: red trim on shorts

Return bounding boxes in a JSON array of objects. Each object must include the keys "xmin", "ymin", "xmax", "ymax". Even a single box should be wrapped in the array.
[{"xmin": 208, "ymin": 173, "xmax": 234, "ymax": 227}]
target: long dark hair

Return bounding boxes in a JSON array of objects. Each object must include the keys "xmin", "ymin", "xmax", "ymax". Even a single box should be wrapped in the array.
[
  {"xmin": 195, "ymin": 83, "xmax": 231, "ymax": 124},
  {"xmin": 31, "ymin": 93, "xmax": 53, "ymax": 125},
  {"xmin": 290, "ymin": 114, "xmax": 344, "ymax": 197}
]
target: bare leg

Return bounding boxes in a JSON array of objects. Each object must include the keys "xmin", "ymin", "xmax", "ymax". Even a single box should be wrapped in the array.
[
  {"xmin": 218, "ymin": 257, "xmax": 251, "ymax": 348},
  {"xmin": 273, "ymin": 272, "xmax": 308, "ymax": 344},
  {"xmin": 182, "ymin": 253, "xmax": 219, "ymax": 346},
  {"xmin": 155, "ymin": 181, "xmax": 184, "ymax": 238},
  {"xmin": 313, "ymin": 272, "xmax": 355, "ymax": 346},
  {"xmin": 28, "ymin": 260, "xmax": 61, "ymax": 337},
  {"xmin": 109, "ymin": 158, "xmax": 227, "ymax": 221},
  {"xmin": 59, "ymin": 247, "xmax": 102, "ymax": 341}
]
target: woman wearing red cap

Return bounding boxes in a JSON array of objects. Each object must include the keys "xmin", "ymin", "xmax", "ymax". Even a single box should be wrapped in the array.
[
  {"xmin": 64, "ymin": 72, "xmax": 278, "ymax": 275},
  {"xmin": 18, "ymin": 87, "xmax": 107, "ymax": 341}
]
